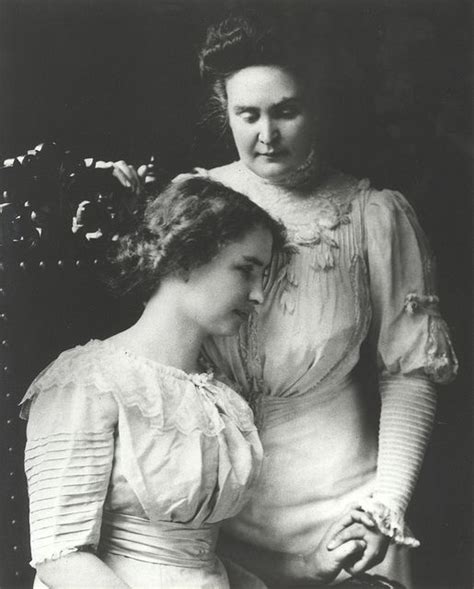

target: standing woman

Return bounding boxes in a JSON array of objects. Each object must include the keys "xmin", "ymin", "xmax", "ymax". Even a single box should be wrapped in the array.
[{"xmin": 195, "ymin": 14, "xmax": 458, "ymax": 588}]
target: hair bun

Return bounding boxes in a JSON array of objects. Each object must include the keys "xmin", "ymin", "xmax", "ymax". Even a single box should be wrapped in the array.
[{"xmin": 199, "ymin": 13, "xmax": 296, "ymax": 80}]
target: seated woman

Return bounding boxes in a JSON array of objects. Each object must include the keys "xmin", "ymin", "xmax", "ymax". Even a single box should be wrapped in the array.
[{"xmin": 20, "ymin": 176, "xmax": 374, "ymax": 589}]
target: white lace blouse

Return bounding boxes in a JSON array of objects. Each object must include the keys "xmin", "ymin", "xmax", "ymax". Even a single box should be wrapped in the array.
[{"xmin": 20, "ymin": 339, "xmax": 263, "ymax": 567}]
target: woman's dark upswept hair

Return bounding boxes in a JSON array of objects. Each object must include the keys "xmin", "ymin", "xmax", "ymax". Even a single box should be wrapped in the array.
[
  {"xmin": 198, "ymin": 11, "xmax": 327, "ymax": 132},
  {"xmin": 107, "ymin": 176, "xmax": 287, "ymax": 300}
]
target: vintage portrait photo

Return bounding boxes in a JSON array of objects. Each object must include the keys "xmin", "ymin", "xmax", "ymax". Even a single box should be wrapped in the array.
[{"xmin": 0, "ymin": 1, "xmax": 471, "ymax": 588}]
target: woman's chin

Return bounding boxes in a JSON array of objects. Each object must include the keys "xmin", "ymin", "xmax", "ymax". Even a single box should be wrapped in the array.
[
  {"xmin": 207, "ymin": 317, "xmax": 244, "ymax": 338},
  {"xmin": 247, "ymin": 160, "xmax": 295, "ymax": 182}
]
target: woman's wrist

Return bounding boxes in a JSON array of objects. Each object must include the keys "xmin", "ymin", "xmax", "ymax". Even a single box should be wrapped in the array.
[{"xmin": 357, "ymin": 496, "xmax": 419, "ymax": 548}]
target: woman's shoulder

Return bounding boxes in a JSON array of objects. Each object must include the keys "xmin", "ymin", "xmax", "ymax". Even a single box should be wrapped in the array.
[
  {"xmin": 20, "ymin": 340, "xmax": 121, "ymax": 418},
  {"xmin": 24, "ymin": 340, "xmax": 121, "ymax": 398},
  {"xmin": 205, "ymin": 161, "xmax": 245, "ymax": 190},
  {"xmin": 361, "ymin": 181, "xmax": 415, "ymax": 212},
  {"xmin": 20, "ymin": 340, "xmax": 121, "ymax": 430},
  {"xmin": 361, "ymin": 183, "xmax": 425, "ymax": 239},
  {"xmin": 206, "ymin": 160, "xmax": 241, "ymax": 178}
]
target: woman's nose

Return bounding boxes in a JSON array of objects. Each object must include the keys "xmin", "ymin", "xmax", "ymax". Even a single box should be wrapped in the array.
[
  {"xmin": 258, "ymin": 119, "xmax": 279, "ymax": 145},
  {"xmin": 249, "ymin": 281, "xmax": 264, "ymax": 305}
]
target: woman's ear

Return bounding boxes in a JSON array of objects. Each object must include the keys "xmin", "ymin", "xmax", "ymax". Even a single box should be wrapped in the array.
[{"xmin": 177, "ymin": 267, "xmax": 191, "ymax": 283}]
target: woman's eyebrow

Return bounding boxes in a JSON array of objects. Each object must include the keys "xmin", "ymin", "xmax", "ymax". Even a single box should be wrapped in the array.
[
  {"xmin": 233, "ymin": 97, "xmax": 301, "ymax": 112},
  {"xmin": 242, "ymin": 255, "xmax": 265, "ymax": 267},
  {"xmin": 272, "ymin": 96, "xmax": 301, "ymax": 107},
  {"xmin": 232, "ymin": 105, "xmax": 258, "ymax": 113}
]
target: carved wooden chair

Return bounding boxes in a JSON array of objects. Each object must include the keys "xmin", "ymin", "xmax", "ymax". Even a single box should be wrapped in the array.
[{"xmin": 0, "ymin": 143, "xmax": 148, "ymax": 587}]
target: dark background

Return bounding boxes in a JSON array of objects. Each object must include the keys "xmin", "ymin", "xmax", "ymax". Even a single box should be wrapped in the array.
[{"xmin": 0, "ymin": 0, "xmax": 472, "ymax": 588}]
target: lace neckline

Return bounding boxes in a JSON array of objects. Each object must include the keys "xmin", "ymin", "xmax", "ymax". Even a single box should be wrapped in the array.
[
  {"xmin": 238, "ymin": 150, "xmax": 330, "ymax": 190},
  {"xmin": 232, "ymin": 161, "xmax": 355, "ymax": 215},
  {"xmin": 93, "ymin": 339, "xmax": 213, "ymax": 385}
]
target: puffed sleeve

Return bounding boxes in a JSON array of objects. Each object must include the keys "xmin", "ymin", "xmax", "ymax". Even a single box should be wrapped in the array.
[
  {"xmin": 360, "ymin": 188, "xmax": 458, "ymax": 545},
  {"xmin": 365, "ymin": 188, "xmax": 457, "ymax": 382},
  {"xmin": 19, "ymin": 350, "xmax": 118, "ymax": 567}
]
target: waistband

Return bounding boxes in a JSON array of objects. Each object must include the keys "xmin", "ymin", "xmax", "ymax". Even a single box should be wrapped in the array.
[
  {"xmin": 100, "ymin": 511, "xmax": 219, "ymax": 569},
  {"xmin": 261, "ymin": 373, "xmax": 358, "ymax": 429}
]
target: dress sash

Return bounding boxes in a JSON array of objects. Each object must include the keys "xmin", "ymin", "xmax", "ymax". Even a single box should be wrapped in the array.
[{"xmin": 100, "ymin": 511, "xmax": 219, "ymax": 569}]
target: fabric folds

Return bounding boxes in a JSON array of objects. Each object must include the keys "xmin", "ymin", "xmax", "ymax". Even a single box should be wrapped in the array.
[
  {"xmin": 25, "ymin": 432, "xmax": 114, "ymax": 566},
  {"xmin": 20, "ymin": 339, "xmax": 263, "ymax": 578}
]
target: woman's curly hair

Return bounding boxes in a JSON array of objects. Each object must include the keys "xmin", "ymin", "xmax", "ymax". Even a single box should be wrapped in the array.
[{"xmin": 107, "ymin": 175, "xmax": 287, "ymax": 300}]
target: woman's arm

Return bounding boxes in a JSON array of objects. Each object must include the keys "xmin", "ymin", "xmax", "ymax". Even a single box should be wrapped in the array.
[
  {"xmin": 359, "ymin": 188, "xmax": 457, "ymax": 548},
  {"xmin": 20, "ymin": 349, "xmax": 121, "ymax": 583},
  {"xmin": 37, "ymin": 553, "xmax": 130, "ymax": 589}
]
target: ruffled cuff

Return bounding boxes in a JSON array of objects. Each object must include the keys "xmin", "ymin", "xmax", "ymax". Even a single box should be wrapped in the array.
[
  {"xmin": 357, "ymin": 497, "xmax": 420, "ymax": 548},
  {"xmin": 31, "ymin": 544, "xmax": 97, "ymax": 568}
]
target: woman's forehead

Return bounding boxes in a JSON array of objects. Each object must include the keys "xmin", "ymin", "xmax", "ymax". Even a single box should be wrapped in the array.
[
  {"xmin": 226, "ymin": 65, "xmax": 302, "ymax": 105},
  {"xmin": 221, "ymin": 227, "xmax": 273, "ymax": 261}
]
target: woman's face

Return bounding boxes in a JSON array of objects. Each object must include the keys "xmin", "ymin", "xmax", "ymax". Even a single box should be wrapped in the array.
[
  {"xmin": 181, "ymin": 226, "xmax": 273, "ymax": 337},
  {"xmin": 226, "ymin": 65, "xmax": 314, "ymax": 181}
]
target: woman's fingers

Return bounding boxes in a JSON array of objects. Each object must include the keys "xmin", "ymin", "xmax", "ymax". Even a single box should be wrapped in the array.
[
  {"xmin": 137, "ymin": 164, "xmax": 149, "ymax": 177},
  {"xmin": 331, "ymin": 509, "xmax": 375, "ymax": 535},
  {"xmin": 112, "ymin": 160, "xmax": 141, "ymax": 192},
  {"xmin": 344, "ymin": 534, "xmax": 390, "ymax": 575},
  {"xmin": 330, "ymin": 539, "xmax": 367, "ymax": 566},
  {"xmin": 326, "ymin": 510, "xmax": 375, "ymax": 551},
  {"xmin": 327, "ymin": 523, "xmax": 368, "ymax": 550},
  {"xmin": 112, "ymin": 166, "xmax": 133, "ymax": 189},
  {"xmin": 137, "ymin": 163, "xmax": 157, "ymax": 184}
]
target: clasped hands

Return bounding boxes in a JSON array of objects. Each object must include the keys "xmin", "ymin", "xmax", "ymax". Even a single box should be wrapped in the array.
[{"xmin": 301, "ymin": 507, "xmax": 390, "ymax": 585}]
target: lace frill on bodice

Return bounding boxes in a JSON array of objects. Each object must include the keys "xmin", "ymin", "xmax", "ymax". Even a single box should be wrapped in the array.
[
  {"xmin": 202, "ymin": 160, "xmax": 458, "ymax": 555},
  {"xmin": 20, "ymin": 339, "xmax": 257, "ymax": 436},
  {"xmin": 20, "ymin": 339, "xmax": 263, "ymax": 567}
]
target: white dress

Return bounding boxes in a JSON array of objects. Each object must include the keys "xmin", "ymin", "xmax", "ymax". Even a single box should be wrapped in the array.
[
  {"xmin": 201, "ymin": 161, "xmax": 458, "ymax": 587},
  {"xmin": 20, "ymin": 339, "xmax": 266, "ymax": 589}
]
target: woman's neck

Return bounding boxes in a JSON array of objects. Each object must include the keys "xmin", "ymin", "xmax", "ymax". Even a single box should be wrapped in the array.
[{"xmin": 108, "ymin": 286, "xmax": 204, "ymax": 374}]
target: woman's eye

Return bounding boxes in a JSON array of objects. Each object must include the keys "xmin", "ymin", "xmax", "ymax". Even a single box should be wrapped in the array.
[
  {"xmin": 279, "ymin": 108, "xmax": 299, "ymax": 119},
  {"xmin": 240, "ymin": 111, "xmax": 258, "ymax": 123},
  {"xmin": 237, "ymin": 265, "xmax": 253, "ymax": 277}
]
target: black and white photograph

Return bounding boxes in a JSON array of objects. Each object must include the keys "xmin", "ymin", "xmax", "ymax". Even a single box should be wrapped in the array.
[{"xmin": 0, "ymin": 1, "xmax": 471, "ymax": 588}]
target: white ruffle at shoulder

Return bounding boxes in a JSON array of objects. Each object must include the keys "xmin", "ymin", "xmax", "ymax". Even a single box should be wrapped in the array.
[{"xmin": 20, "ymin": 339, "xmax": 263, "ymax": 588}]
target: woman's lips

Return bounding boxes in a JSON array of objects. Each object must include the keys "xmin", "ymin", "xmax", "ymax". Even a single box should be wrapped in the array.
[
  {"xmin": 233, "ymin": 309, "xmax": 250, "ymax": 320},
  {"xmin": 257, "ymin": 150, "xmax": 287, "ymax": 158}
]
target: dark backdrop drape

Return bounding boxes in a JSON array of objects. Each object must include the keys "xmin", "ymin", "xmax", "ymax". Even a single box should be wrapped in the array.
[{"xmin": 0, "ymin": 1, "xmax": 471, "ymax": 588}]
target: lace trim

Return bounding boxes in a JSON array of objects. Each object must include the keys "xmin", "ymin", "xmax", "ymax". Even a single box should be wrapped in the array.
[
  {"xmin": 403, "ymin": 293, "xmax": 458, "ymax": 384},
  {"xmin": 20, "ymin": 340, "xmax": 257, "ymax": 437},
  {"xmin": 237, "ymin": 312, "xmax": 267, "ymax": 429},
  {"xmin": 255, "ymin": 148, "xmax": 326, "ymax": 190},
  {"xmin": 357, "ymin": 497, "xmax": 420, "ymax": 548},
  {"xmin": 31, "ymin": 544, "xmax": 96, "ymax": 568}
]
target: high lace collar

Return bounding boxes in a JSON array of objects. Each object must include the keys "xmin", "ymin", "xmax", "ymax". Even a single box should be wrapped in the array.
[
  {"xmin": 20, "ymin": 339, "xmax": 257, "ymax": 436},
  {"xmin": 240, "ymin": 149, "xmax": 329, "ymax": 191}
]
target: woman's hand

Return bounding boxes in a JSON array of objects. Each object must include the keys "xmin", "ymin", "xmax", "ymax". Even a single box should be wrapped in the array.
[
  {"xmin": 326, "ymin": 509, "xmax": 391, "ymax": 575},
  {"xmin": 37, "ymin": 552, "xmax": 131, "ymax": 588},
  {"xmin": 95, "ymin": 159, "xmax": 157, "ymax": 195},
  {"xmin": 301, "ymin": 508, "xmax": 378, "ymax": 584}
]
